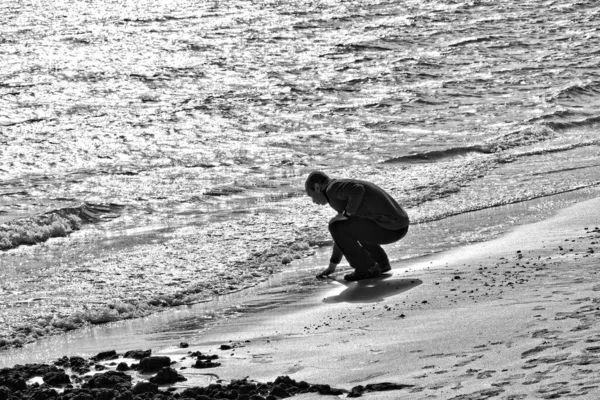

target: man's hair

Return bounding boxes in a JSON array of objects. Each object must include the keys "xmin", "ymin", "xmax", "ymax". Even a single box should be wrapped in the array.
[{"xmin": 305, "ymin": 171, "xmax": 331, "ymax": 192}]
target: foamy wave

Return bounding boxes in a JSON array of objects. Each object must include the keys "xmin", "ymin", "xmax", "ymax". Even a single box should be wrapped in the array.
[
  {"xmin": 0, "ymin": 203, "xmax": 123, "ymax": 251},
  {"xmin": 384, "ymin": 145, "xmax": 493, "ymax": 164},
  {"xmin": 484, "ymin": 124, "xmax": 556, "ymax": 151},
  {"xmin": 447, "ymin": 35, "xmax": 498, "ymax": 47},
  {"xmin": 528, "ymin": 111, "xmax": 600, "ymax": 131},
  {"xmin": 384, "ymin": 124, "xmax": 556, "ymax": 164},
  {"xmin": 549, "ymin": 80, "xmax": 600, "ymax": 102}
]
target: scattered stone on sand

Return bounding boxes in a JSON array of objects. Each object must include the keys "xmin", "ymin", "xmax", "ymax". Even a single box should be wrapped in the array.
[
  {"xmin": 348, "ymin": 382, "xmax": 414, "ymax": 398},
  {"xmin": 0, "ymin": 359, "xmax": 354, "ymax": 400},
  {"xmin": 148, "ymin": 367, "xmax": 187, "ymax": 385},
  {"xmin": 54, "ymin": 356, "xmax": 92, "ymax": 375},
  {"xmin": 83, "ymin": 370, "xmax": 132, "ymax": 390},
  {"xmin": 91, "ymin": 350, "xmax": 119, "ymax": 362},
  {"xmin": 116, "ymin": 362, "xmax": 130, "ymax": 372},
  {"xmin": 192, "ymin": 359, "xmax": 221, "ymax": 369},
  {"xmin": 132, "ymin": 380, "xmax": 158, "ymax": 395},
  {"xmin": 137, "ymin": 356, "xmax": 171, "ymax": 373},
  {"xmin": 123, "ymin": 349, "xmax": 151, "ymax": 359},
  {"xmin": 42, "ymin": 370, "xmax": 70, "ymax": 386}
]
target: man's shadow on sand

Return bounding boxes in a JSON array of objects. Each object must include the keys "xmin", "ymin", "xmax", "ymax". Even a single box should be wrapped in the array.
[{"xmin": 322, "ymin": 275, "xmax": 422, "ymax": 303}]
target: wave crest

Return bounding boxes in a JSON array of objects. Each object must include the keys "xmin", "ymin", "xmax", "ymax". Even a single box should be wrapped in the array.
[{"xmin": 0, "ymin": 203, "xmax": 123, "ymax": 251}]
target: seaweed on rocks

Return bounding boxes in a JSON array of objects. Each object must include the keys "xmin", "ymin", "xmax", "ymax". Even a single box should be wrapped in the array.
[
  {"xmin": 0, "ymin": 360, "xmax": 351, "ymax": 400},
  {"xmin": 91, "ymin": 350, "xmax": 118, "ymax": 362},
  {"xmin": 0, "ymin": 354, "xmax": 409, "ymax": 399},
  {"xmin": 82, "ymin": 371, "xmax": 132, "ymax": 390},
  {"xmin": 54, "ymin": 356, "xmax": 92, "ymax": 375},
  {"xmin": 135, "ymin": 357, "xmax": 171, "ymax": 373},
  {"xmin": 148, "ymin": 367, "xmax": 186, "ymax": 385},
  {"xmin": 190, "ymin": 351, "xmax": 221, "ymax": 369},
  {"xmin": 123, "ymin": 350, "xmax": 151, "ymax": 360},
  {"xmin": 347, "ymin": 382, "xmax": 414, "ymax": 397}
]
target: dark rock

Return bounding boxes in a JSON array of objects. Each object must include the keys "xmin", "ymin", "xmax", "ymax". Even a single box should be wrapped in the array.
[
  {"xmin": 297, "ymin": 380, "xmax": 310, "ymax": 390},
  {"xmin": 91, "ymin": 388, "xmax": 117, "ymax": 400},
  {"xmin": 192, "ymin": 359, "xmax": 221, "ymax": 369},
  {"xmin": 148, "ymin": 367, "xmax": 187, "ymax": 385},
  {"xmin": 132, "ymin": 381, "xmax": 158, "ymax": 395},
  {"xmin": 92, "ymin": 350, "xmax": 118, "ymax": 362},
  {"xmin": 0, "ymin": 386, "xmax": 17, "ymax": 400},
  {"xmin": 115, "ymin": 390, "xmax": 134, "ymax": 400},
  {"xmin": 273, "ymin": 376, "xmax": 294, "ymax": 386},
  {"xmin": 42, "ymin": 371, "xmax": 71, "ymax": 386},
  {"xmin": 348, "ymin": 382, "xmax": 414, "ymax": 397},
  {"xmin": 58, "ymin": 388, "xmax": 94, "ymax": 399},
  {"xmin": 179, "ymin": 342, "xmax": 189, "ymax": 348},
  {"xmin": 269, "ymin": 385, "xmax": 289, "ymax": 398},
  {"xmin": 219, "ymin": 344, "xmax": 232, "ymax": 350},
  {"xmin": 0, "ymin": 370, "xmax": 26, "ymax": 392},
  {"xmin": 138, "ymin": 356, "xmax": 171, "ymax": 372},
  {"xmin": 116, "ymin": 362, "xmax": 129, "ymax": 372},
  {"xmin": 189, "ymin": 351, "xmax": 218, "ymax": 360},
  {"xmin": 310, "ymin": 383, "xmax": 344, "ymax": 396},
  {"xmin": 238, "ymin": 383, "xmax": 257, "ymax": 394},
  {"xmin": 123, "ymin": 349, "xmax": 151, "ymax": 359},
  {"xmin": 84, "ymin": 371, "xmax": 132, "ymax": 390},
  {"xmin": 54, "ymin": 356, "xmax": 91, "ymax": 375},
  {"xmin": 24, "ymin": 387, "xmax": 59, "ymax": 400}
]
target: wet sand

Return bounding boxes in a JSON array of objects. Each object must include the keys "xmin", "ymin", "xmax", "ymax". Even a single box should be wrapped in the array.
[
  {"xmin": 2, "ymin": 196, "xmax": 600, "ymax": 399},
  {"xmin": 154, "ymin": 196, "xmax": 600, "ymax": 398}
]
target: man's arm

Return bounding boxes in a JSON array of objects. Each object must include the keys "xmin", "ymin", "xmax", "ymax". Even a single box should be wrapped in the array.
[
  {"xmin": 316, "ymin": 243, "xmax": 342, "ymax": 278},
  {"xmin": 332, "ymin": 181, "xmax": 365, "ymax": 216},
  {"xmin": 330, "ymin": 242, "xmax": 343, "ymax": 265}
]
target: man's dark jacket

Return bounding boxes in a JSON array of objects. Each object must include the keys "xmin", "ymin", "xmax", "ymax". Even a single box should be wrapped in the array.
[{"xmin": 324, "ymin": 178, "xmax": 409, "ymax": 230}]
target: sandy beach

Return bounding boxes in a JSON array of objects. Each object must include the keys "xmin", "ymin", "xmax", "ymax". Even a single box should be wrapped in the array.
[
  {"xmin": 154, "ymin": 195, "xmax": 600, "ymax": 399},
  {"xmin": 3, "ymin": 0, "xmax": 600, "ymax": 398},
  {"xmin": 2, "ymin": 194, "xmax": 600, "ymax": 399}
]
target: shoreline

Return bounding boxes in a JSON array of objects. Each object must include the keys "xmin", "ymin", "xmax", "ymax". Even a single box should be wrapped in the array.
[
  {"xmin": 1, "ymin": 195, "xmax": 599, "ymax": 398},
  {"xmin": 1, "ymin": 186, "xmax": 598, "ymax": 356},
  {"xmin": 152, "ymin": 195, "xmax": 600, "ymax": 397}
]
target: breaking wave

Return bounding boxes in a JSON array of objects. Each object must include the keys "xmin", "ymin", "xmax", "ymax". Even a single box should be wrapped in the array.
[
  {"xmin": 384, "ymin": 124, "xmax": 556, "ymax": 164},
  {"xmin": 0, "ymin": 203, "xmax": 123, "ymax": 251},
  {"xmin": 383, "ymin": 145, "xmax": 493, "ymax": 164}
]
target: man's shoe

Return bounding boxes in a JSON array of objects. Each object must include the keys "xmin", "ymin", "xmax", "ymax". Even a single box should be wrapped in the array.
[{"xmin": 367, "ymin": 263, "xmax": 392, "ymax": 276}]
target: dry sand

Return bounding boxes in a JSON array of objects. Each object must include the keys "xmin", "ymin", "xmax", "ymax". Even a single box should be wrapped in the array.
[{"xmin": 156, "ymin": 197, "xmax": 600, "ymax": 399}]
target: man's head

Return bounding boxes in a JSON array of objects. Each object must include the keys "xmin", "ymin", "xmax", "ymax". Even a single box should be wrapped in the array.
[{"xmin": 305, "ymin": 171, "xmax": 331, "ymax": 205}]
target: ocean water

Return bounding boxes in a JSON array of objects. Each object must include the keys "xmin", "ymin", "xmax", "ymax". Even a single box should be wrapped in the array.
[{"xmin": 2, "ymin": 0, "xmax": 600, "ymax": 355}]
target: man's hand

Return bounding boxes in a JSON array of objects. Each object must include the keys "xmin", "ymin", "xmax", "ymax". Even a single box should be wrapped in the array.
[{"xmin": 316, "ymin": 262, "xmax": 337, "ymax": 279}]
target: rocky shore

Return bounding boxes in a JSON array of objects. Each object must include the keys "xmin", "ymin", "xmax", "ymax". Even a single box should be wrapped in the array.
[
  {"xmin": 3, "ymin": 196, "xmax": 600, "ymax": 400},
  {"xmin": 0, "ymin": 346, "xmax": 406, "ymax": 399}
]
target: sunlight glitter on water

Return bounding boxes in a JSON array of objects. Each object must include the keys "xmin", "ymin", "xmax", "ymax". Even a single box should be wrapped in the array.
[{"xmin": 2, "ymin": 0, "xmax": 600, "ymax": 354}]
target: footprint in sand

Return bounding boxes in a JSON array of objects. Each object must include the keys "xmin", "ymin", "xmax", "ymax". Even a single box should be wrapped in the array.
[
  {"xmin": 476, "ymin": 370, "xmax": 495, "ymax": 379},
  {"xmin": 536, "ymin": 382, "xmax": 571, "ymax": 398},
  {"xmin": 520, "ymin": 345, "xmax": 552, "ymax": 359},
  {"xmin": 449, "ymin": 388, "xmax": 504, "ymax": 399},
  {"xmin": 453, "ymin": 354, "xmax": 484, "ymax": 367},
  {"xmin": 585, "ymin": 346, "xmax": 600, "ymax": 354},
  {"xmin": 585, "ymin": 334, "xmax": 600, "ymax": 343},
  {"xmin": 524, "ymin": 353, "xmax": 570, "ymax": 367},
  {"xmin": 531, "ymin": 329, "xmax": 562, "ymax": 339}
]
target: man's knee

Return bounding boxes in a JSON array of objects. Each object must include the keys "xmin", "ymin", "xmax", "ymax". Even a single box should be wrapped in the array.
[{"xmin": 328, "ymin": 220, "xmax": 343, "ymax": 236}]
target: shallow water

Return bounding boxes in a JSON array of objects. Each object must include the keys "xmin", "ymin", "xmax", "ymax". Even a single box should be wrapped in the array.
[
  {"xmin": 2, "ymin": 0, "xmax": 600, "ymax": 356},
  {"xmin": 1, "ymin": 186, "xmax": 598, "ymax": 367}
]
